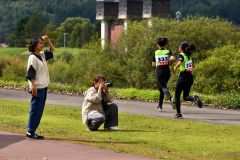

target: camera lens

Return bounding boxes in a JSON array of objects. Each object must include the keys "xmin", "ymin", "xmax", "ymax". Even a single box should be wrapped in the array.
[{"xmin": 105, "ymin": 81, "xmax": 113, "ymax": 87}]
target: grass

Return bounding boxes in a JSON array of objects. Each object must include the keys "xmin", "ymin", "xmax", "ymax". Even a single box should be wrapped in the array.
[
  {"xmin": 0, "ymin": 47, "xmax": 91, "ymax": 56},
  {"xmin": 111, "ymin": 88, "xmax": 159, "ymax": 101},
  {"xmin": 0, "ymin": 99, "xmax": 240, "ymax": 160},
  {"xmin": 0, "ymin": 47, "xmax": 27, "ymax": 56}
]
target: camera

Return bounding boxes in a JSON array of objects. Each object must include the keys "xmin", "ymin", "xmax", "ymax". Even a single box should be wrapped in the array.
[{"xmin": 105, "ymin": 81, "xmax": 113, "ymax": 87}]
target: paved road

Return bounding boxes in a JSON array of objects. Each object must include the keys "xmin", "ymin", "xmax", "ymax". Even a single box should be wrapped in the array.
[
  {"xmin": 0, "ymin": 131, "xmax": 153, "ymax": 160},
  {"xmin": 0, "ymin": 88, "xmax": 240, "ymax": 125}
]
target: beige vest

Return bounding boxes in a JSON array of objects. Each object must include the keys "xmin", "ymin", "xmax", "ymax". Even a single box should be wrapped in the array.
[{"xmin": 27, "ymin": 52, "xmax": 50, "ymax": 89}]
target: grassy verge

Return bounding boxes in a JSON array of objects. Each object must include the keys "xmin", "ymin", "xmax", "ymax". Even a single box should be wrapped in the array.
[
  {"xmin": 0, "ymin": 79, "xmax": 239, "ymax": 109},
  {"xmin": 0, "ymin": 47, "xmax": 27, "ymax": 56},
  {"xmin": 0, "ymin": 99, "xmax": 240, "ymax": 160},
  {"xmin": 0, "ymin": 47, "xmax": 91, "ymax": 56}
]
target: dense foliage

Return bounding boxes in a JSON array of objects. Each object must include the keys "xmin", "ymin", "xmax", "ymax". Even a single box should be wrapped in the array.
[
  {"xmin": 6, "ymin": 16, "xmax": 95, "ymax": 48},
  {"xmin": 194, "ymin": 45, "xmax": 240, "ymax": 94},
  {"xmin": 0, "ymin": 17, "xmax": 239, "ymax": 108},
  {"xmin": 110, "ymin": 18, "xmax": 240, "ymax": 91},
  {"xmin": 1, "ymin": 0, "xmax": 240, "ymax": 46},
  {"xmin": 1, "ymin": 17, "xmax": 240, "ymax": 91},
  {"xmin": 0, "ymin": 0, "xmax": 95, "ymax": 41}
]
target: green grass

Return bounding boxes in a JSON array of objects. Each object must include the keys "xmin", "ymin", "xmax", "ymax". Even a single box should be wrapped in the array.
[
  {"xmin": 0, "ymin": 99, "xmax": 240, "ymax": 160},
  {"xmin": 111, "ymin": 88, "xmax": 159, "ymax": 101},
  {"xmin": 0, "ymin": 48, "xmax": 27, "ymax": 56},
  {"xmin": 0, "ymin": 47, "xmax": 91, "ymax": 56}
]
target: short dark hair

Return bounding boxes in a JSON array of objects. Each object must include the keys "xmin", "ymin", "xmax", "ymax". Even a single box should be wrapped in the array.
[
  {"xmin": 156, "ymin": 37, "xmax": 168, "ymax": 47},
  {"xmin": 29, "ymin": 37, "xmax": 43, "ymax": 52},
  {"xmin": 91, "ymin": 75, "xmax": 105, "ymax": 86}
]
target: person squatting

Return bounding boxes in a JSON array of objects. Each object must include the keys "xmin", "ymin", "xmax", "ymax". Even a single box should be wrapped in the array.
[{"xmin": 82, "ymin": 75, "xmax": 119, "ymax": 131}]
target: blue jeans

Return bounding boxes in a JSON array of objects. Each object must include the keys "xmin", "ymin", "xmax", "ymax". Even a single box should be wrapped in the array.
[{"xmin": 27, "ymin": 88, "xmax": 48, "ymax": 132}]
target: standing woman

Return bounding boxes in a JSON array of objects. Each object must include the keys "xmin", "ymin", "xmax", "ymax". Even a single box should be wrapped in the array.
[
  {"xmin": 26, "ymin": 35, "xmax": 54, "ymax": 139},
  {"xmin": 173, "ymin": 41, "xmax": 202, "ymax": 118},
  {"xmin": 152, "ymin": 37, "xmax": 176, "ymax": 111}
]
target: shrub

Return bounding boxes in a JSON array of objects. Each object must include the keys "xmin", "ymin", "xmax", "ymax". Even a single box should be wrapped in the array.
[
  {"xmin": 49, "ymin": 61, "xmax": 72, "ymax": 84},
  {"xmin": 110, "ymin": 17, "xmax": 240, "ymax": 89},
  {"xmin": 194, "ymin": 45, "xmax": 240, "ymax": 94},
  {"xmin": 0, "ymin": 56, "xmax": 26, "ymax": 82},
  {"xmin": 212, "ymin": 93, "xmax": 240, "ymax": 109}
]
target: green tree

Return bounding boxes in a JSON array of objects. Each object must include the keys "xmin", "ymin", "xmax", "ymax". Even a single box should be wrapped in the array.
[
  {"xmin": 0, "ymin": 0, "xmax": 96, "ymax": 40},
  {"xmin": 25, "ymin": 12, "xmax": 46, "ymax": 39},
  {"xmin": 56, "ymin": 17, "xmax": 94, "ymax": 47},
  {"xmin": 6, "ymin": 13, "xmax": 46, "ymax": 47},
  {"xmin": 42, "ymin": 24, "xmax": 59, "ymax": 46}
]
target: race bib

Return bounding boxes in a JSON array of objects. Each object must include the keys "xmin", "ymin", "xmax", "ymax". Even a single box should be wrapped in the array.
[
  {"xmin": 185, "ymin": 60, "xmax": 193, "ymax": 72},
  {"xmin": 156, "ymin": 55, "xmax": 169, "ymax": 66}
]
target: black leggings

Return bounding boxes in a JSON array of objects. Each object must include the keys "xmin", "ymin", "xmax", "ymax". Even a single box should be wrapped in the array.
[
  {"xmin": 156, "ymin": 69, "xmax": 172, "ymax": 107},
  {"xmin": 175, "ymin": 72, "xmax": 195, "ymax": 114}
]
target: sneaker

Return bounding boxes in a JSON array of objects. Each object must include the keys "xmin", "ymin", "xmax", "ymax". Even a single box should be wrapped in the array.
[
  {"xmin": 194, "ymin": 95, "xmax": 203, "ymax": 108},
  {"xmin": 156, "ymin": 105, "xmax": 162, "ymax": 111},
  {"xmin": 104, "ymin": 126, "xmax": 119, "ymax": 131},
  {"xmin": 170, "ymin": 98, "xmax": 176, "ymax": 110},
  {"xmin": 26, "ymin": 132, "xmax": 44, "ymax": 140},
  {"xmin": 174, "ymin": 113, "xmax": 183, "ymax": 119}
]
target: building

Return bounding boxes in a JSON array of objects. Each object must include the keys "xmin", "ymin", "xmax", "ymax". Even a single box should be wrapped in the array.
[{"xmin": 96, "ymin": 0, "xmax": 172, "ymax": 48}]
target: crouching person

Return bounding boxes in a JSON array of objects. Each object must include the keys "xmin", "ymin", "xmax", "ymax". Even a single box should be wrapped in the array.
[{"xmin": 82, "ymin": 75, "xmax": 118, "ymax": 131}]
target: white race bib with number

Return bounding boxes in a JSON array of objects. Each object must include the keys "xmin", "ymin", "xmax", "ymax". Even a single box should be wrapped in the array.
[
  {"xmin": 185, "ymin": 60, "xmax": 193, "ymax": 72},
  {"xmin": 156, "ymin": 55, "xmax": 169, "ymax": 66}
]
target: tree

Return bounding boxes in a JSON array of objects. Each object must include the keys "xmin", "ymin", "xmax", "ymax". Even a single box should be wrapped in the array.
[
  {"xmin": 56, "ymin": 17, "xmax": 94, "ymax": 47},
  {"xmin": 6, "ymin": 13, "xmax": 46, "ymax": 47},
  {"xmin": 0, "ymin": 0, "xmax": 96, "ymax": 41}
]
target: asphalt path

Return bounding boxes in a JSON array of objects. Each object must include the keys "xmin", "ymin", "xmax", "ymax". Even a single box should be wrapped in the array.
[
  {"xmin": 0, "ymin": 131, "xmax": 153, "ymax": 160},
  {"xmin": 0, "ymin": 88, "xmax": 240, "ymax": 125}
]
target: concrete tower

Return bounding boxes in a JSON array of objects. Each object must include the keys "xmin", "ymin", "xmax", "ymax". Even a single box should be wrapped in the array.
[{"xmin": 96, "ymin": 0, "xmax": 172, "ymax": 48}]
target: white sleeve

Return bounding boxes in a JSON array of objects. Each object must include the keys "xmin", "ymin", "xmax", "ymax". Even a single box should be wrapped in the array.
[{"xmin": 85, "ymin": 89, "xmax": 102, "ymax": 104}]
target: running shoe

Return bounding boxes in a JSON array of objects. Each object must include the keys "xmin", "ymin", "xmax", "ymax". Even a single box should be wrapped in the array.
[
  {"xmin": 194, "ymin": 95, "xmax": 203, "ymax": 108},
  {"xmin": 174, "ymin": 113, "xmax": 183, "ymax": 119},
  {"xmin": 156, "ymin": 105, "xmax": 162, "ymax": 111}
]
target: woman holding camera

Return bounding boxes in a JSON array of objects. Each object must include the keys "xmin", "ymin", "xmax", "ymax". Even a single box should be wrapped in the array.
[
  {"xmin": 26, "ymin": 35, "xmax": 54, "ymax": 139},
  {"xmin": 82, "ymin": 75, "xmax": 118, "ymax": 131}
]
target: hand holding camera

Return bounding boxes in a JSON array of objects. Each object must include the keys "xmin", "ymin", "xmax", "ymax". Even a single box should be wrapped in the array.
[
  {"xmin": 98, "ymin": 81, "xmax": 113, "ymax": 93},
  {"xmin": 103, "ymin": 81, "xmax": 113, "ymax": 92}
]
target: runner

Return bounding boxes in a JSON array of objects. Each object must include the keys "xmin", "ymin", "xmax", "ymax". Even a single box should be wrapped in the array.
[
  {"xmin": 173, "ymin": 41, "xmax": 202, "ymax": 118},
  {"xmin": 152, "ymin": 37, "xmax": 175, "ymax": 111}
]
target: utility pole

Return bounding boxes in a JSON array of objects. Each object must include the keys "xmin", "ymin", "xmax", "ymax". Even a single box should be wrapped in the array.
[{"xmin": 63, "ymin": 32, "xmax": 68, "ymax": 48}]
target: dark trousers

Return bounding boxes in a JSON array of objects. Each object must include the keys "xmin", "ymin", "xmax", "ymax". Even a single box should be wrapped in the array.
[
  {"xmin": 175, "ymin": 73, "xmax": 194, "ymax": 114},
  {"xmin": 87, "ymin": 103, "xmax": 118, "ymax": 131},
  {"xmin": 156, "ymin": 69, "xmax": 171, "ymax": 107},
  {"xmin": 27, "ymin": 88, "xmax": 48, "ymax": 132}
]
